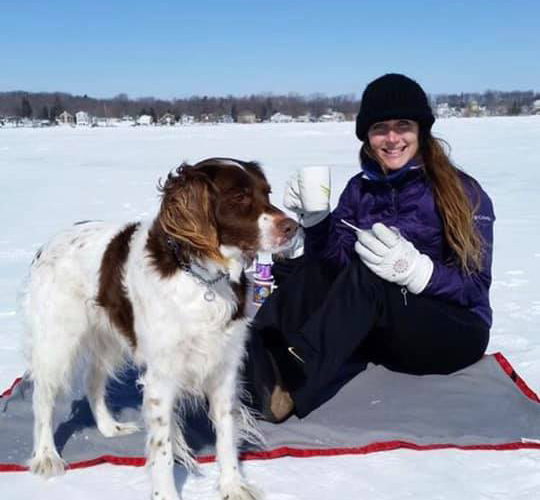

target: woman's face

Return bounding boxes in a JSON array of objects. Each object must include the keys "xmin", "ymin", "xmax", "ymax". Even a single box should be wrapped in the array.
[{"xmin": 367, "ymin": 119, "xmax": 420, "ymax": 172}]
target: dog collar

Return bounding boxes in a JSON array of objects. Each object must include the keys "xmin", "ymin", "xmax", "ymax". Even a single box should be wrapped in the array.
[{"xmin": 166, "ymin": 236, "xmax": 230, "ymax": 301}]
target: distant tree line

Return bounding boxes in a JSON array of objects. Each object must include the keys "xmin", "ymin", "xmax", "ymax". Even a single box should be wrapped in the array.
[
  {"xmin": 1, "ymin": 89, "xmax": 538, "ymax": 121},
  {"xmin": 0, "ymin": 91, "xmax": 360, "ymax": 121}
]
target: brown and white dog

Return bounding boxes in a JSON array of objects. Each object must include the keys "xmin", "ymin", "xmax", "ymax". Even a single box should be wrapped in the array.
[{"xmin": 21, "ymin": 158, "xmax": 298, "ymax": 500}]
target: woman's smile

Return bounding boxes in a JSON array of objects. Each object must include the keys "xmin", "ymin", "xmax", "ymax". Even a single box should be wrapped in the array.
[{"xmin": 368, "ymin": 119, "xmax": 419, "ymax": 172}]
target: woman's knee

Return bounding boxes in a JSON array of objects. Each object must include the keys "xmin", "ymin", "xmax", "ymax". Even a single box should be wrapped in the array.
[
  {"xmin": 469, "ymin": 325, "xmax": 490, "ymax": 363},
  {"xmin": 380, "ymin": 320, "xmax": 490, "ymax": 375},
  {"xmin": 437, "ymin": 325, "xmax": 490, "ymax": 374}
]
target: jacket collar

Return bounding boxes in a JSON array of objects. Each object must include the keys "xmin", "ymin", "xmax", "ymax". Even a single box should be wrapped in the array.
[{"xmin": 361, "ymin": 158, "xmax": 423, "ymax": 184}]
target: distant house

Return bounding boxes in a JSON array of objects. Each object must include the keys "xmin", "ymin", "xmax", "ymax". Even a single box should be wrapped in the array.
[
  {"xmin": 436, "ymin": 103, "xmax": 448, "ymax": 117},
  {"xmin": 159, "ymin": 112, "xmax": 176, "ymax": 126},
  {"xmin": 119, "ymin": 115, "xmax": 135, "ymax": 126},
  {"xmin": 533, "ymin": 100, "xmax": 540, "ymax": 115},
  {"xmin": 75, "ymin": 111, "xmax": 90, "ymax": 126},
  {"xmin": 179, "ymin": 114, "xmax": 195, "ymax": 125},
  {"xmin": 219, "ymin": 114, "xmax": 234, "ymax": 123},
  {"xmin": 237, "ymin": 111, "xmax": 257, "ymax": 124},
  {"xmin": 319, "ymin": 110, "xmax": 346, "ymax": 122},
  {"xmin": 137, "ymin": 114, "xmax": 154, "ymax": 126},
  {"xmin": 270, "ymin": 112, "xmax": 293, "ymax": 123},
  {"xmin": 463, "ymin": 100, "xmax": 486, "ymax": 117},
  {"xmin": 295, "ymin": 113, "xmax": 314, "ymax": 123},
  {"xmin": 3, "ymin": 116, "xmax": 20, "ymax": 127},
  {"xmin": 96, "ymin": 117, "xmax": 110, "ymax": 127},
  {"xmin": 436, "ymin": 103, "xmax": 459, "ymax": 118},
  {"xmin": 56, "ymin": 111, "xmax": 75, "ymax": 125},
  {"xmin": 200, "ymin": 113, "xmax": 219, "ymax": 123}
]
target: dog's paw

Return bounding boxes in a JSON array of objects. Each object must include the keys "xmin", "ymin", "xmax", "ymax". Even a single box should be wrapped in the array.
[
  {"xmin": 98, "ymin": 420, "xmax": 140, "ymax": 438},
  {"xmin": 220, "ymin": 481, "xmax": 262, "ymax": 500},
  {"xmin": 28, "ymin": 449, "xmax": 67, "ymax": 478}
]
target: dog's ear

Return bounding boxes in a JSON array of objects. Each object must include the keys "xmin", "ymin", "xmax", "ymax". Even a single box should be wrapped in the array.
[{"xmin": 158, "ymin": 164, "xmax": 224, "ymax": 263}]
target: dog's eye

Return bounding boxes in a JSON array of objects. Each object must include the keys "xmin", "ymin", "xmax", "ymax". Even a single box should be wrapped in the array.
[{"xmin": 232, "ymin": 192, "xmax": 249, "ymax": 203}]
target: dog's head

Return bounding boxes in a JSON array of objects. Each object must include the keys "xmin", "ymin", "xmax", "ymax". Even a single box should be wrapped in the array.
[{"xmin": 157, "ymin": 158, "xmax": 298, "ymax": 264}]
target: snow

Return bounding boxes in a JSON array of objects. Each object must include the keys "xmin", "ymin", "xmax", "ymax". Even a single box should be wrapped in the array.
[{"xmin": 1, "ymin": 117, "xmax": 540, "ymax": 499}]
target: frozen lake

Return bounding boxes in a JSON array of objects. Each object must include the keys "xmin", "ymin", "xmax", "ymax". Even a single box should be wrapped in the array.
[{"xmin": 1, "ymin": 117, "xmax": 540, "ymax": 499}]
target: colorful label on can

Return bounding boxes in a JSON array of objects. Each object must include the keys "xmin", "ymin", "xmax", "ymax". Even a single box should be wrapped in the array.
[
  {"xmin": 252, "ymin": 279, "xmax": 274, "ymax": 306},
  {"xmin": 256, "ymin": 263, "xmax": 273, "ymax": 280}
]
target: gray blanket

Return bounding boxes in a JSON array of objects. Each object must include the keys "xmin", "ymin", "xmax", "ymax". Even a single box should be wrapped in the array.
[{"xmin": 2, "ymin": 353, "xmax": 540, "ymax": 471}]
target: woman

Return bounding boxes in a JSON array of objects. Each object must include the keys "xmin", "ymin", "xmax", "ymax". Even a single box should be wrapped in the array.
[{"xmin": 245, "ymin": 73, "xmax": 494, "ymax": 423}]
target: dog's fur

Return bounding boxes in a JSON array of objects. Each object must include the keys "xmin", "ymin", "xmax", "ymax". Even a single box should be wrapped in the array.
[{"xmin": 21, "ymin": 158, "xmax": 298, "ymax": 500}]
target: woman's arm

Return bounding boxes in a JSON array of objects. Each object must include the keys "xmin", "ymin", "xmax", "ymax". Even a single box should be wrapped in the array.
[
  {"xmin": 303, "ymin": 176, "xmax": 361, "ymax": 269},
  {"xmin": 423, "ymin": 182, "xmax": 495, "ymax": 308}
]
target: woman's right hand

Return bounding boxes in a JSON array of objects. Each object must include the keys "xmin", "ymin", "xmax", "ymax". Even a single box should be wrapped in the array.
[{"xmin": 283, "ymin": 171, "xmax": 330, "ymax": 228}]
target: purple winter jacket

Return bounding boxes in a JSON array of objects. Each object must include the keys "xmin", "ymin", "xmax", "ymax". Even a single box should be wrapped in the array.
[{"xmin": 304, "ymin": 165, "xmax": 495, "ymax": 327}]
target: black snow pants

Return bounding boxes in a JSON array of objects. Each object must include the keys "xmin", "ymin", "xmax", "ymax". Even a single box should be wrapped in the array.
[{"xmin": 244, "ymin": 257, "xmax": 490, "ymax": 418}]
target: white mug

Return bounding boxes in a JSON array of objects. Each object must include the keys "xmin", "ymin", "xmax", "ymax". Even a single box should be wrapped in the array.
[{"xmin": 298, "ymin": 166, "xmax": 331, "ymax": 212}]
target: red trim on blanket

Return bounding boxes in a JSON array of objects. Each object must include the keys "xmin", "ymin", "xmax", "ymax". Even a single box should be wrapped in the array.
[
  {"xmin": 1, "ymin": 377, "xmax": 23, "ymax": 398},
  {"xmin": 493, "ymin": 352, "xmax": 540, "ymax": 403},
  {"xmin": 2, "ymin": 440, "xmax": 540, "ymax": 473},
  {"xmin": 1, "ymin": 352, "xmax": 539, "ymax": 473}
]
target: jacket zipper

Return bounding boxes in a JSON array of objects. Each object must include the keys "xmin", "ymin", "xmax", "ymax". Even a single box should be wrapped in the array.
[
  {"xmin": 401, "ymin": 287, "xmax": 408, "ymax": 306},
  {"xmin": 391, "ymin": 187, "xmax": 397, "ymax": 215}
]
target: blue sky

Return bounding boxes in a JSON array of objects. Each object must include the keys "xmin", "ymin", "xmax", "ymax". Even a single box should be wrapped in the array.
[{"xmin": 1, "ymin": 0, "xmax": 538, "ymax": 99}]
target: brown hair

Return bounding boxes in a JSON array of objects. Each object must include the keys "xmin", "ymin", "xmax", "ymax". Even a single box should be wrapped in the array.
[
  {"xmin": 361, "ymin": 132, "xmax": 484, "ymax": 273},
  {"xmin": 157, "ymin": 164, "xmax": 227, "ymax": 265}
]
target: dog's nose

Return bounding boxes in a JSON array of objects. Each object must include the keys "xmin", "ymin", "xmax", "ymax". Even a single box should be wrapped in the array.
[{"xmin": 277, "ymin": 218, "xmax": 298, "ymax": 238}]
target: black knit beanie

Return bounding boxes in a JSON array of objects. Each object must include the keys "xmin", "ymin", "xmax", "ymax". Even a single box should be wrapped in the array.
[{"xmin": 355, "ymin": 73, "xmax": 435, "ymax": 141}]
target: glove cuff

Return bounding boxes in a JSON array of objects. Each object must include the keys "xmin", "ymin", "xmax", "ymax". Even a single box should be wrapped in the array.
[
  {"xmin": 406, "ymin": 254, "xmax": 434, "ymax": 294},
  {"xmin": 301, "ymin": 210, "xmax": 330, "ymax": 228}
]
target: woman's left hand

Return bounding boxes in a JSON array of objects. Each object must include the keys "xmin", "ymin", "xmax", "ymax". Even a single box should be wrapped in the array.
[{"xmin": 354, "ymin": 223, "xmax": 434, "ymax": 294}]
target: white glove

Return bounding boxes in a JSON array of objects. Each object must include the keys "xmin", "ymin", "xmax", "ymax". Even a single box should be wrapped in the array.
[
  {"xmin": 283, "ymin": 171, "xmax": 330, "ymax": 228},
  {"xmin": 354, "ymin": 223, "xmax": 434, "ymax": 294}
]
